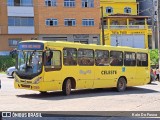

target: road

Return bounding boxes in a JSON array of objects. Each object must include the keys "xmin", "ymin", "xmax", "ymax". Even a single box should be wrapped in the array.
[{"xmin": 0, "ymin": 73, "xmax": 160, "ymax": 119}]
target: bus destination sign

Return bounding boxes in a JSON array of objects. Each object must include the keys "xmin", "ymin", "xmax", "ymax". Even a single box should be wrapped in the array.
[{"xmin": 18, "ymin": 42, "xmax": 44, "ymax": 50}]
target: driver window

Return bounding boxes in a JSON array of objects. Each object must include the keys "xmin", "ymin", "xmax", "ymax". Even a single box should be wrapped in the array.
[{"xmin": 45, "ymin": 50, "xmax": 61, "ymax": 71}]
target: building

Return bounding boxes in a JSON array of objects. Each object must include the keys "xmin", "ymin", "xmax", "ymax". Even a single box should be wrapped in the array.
[
  {"xmin": 100, "ymin": 0, "xmax": 152, "ymax": 49},
  {"xmin": 137, "ymin": 0, "xmax": 153, "ymax": 16},
  {"xmin": 0, "ymin": 0, "xmax": 100, "ymax": 55}
]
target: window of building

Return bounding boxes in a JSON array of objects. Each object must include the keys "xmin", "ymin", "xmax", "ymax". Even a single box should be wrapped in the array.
[
  {"xmin": 137, "ymin": 53, "xmax": 148, "ymax": 67},
  {"xmin": 78, "ymin": 49, "xmax": 94, "ymax": 66},
  {"xmin": 82, "ymin": 0, "xmax": 94, "ymax": 8},
  {"xmin": 8, "ymin": 17, "xmax": 34, "ymax": 26},
  {"xmin": 46, "ymin": 18, "xmax": 58, "ymax": 26},
  {"xmin": 64, "ymin": 19, "xmax": 76, "ymax": 26},
  {"xmin": 106, "ymin": 7, "xmax": 113, "ymax": 14},
  {"xmin": 124, "ymin": 7, "xmax": 131, "ymax": 13},
  {"xmin": 110, "ymin": 51, "xmax": 123, "ymax": 66},
  {"xmin": 95, "ymin": 50, "xmax": 109, "ymax": 66},
  {"xmin": 8, "ymin": 39, "xmax": 21, "ymax": 47},
  {"xmin": 64, "ymin": 0, "xmax": 75, "ymax": 7},
  {"xmin": 124, "ymin": 52, "xmax": 136, "ymax": 66},
  {"xmin": 63, "ymin": 48, "xmax": 77, "ymax": 66},
  {"xmin": 7, "ymin": 0, "xmax": 33, "ymax": 6},
  {"xmin": 82, "ymin": 19, "xmax": 94, "ymax": 26},
  {"xmin": 45, "ymin": 0, "xmax": 57, "ymax": 6}
]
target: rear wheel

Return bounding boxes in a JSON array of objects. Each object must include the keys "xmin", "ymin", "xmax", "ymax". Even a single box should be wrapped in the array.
[
  {"xmin": 62, "ymin": 79, "xmax": 71, "ymax": 95},
  {"xmin": 117, "ymin": 77, "xmax": 126, "ymax": 92}
]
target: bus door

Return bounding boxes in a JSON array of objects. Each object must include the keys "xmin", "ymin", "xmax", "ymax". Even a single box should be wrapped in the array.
[
  {"xmin": 123, "ymin": 52, "xmax": 136, "ymax": 86},
  {"xmin": 136, "ymin": 53, "xmax": 149, "ymax": 85},
  {"xmin": 94, "ymin": 50, "xmax": 115, "ymax": 88},
  {"xmin": 77, "ymin": 49, "xmax": 94, "ymax": 89},
  {"xmin": 44, "ymin": 50, "xmax": 62, "ymax": 90}
]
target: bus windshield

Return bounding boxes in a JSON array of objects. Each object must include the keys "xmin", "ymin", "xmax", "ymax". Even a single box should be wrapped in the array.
[{"xmin": 16, "ymin": 51, "xmax": 43, "ymax": 79}]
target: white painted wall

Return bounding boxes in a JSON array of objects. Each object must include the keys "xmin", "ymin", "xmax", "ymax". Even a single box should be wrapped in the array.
[
  {"xmin": 111, "ymin": 34, "xmax": 145, "ymax": 48},
  {"xmin": 7, "ymin": 6, "xmax": 34, "ymax": 17},
  {"xmin": 8, "ymin": 26, "xmax": 35, "ymax": 34}
]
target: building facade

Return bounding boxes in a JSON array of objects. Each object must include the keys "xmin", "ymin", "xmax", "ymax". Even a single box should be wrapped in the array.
[
  {"xmin": 0, "ymin": 0, "xmax": 100, "ymax": 55},
  {"xmin": 100, "ymin": 0, "xmax": 152, "ymax": 49}
]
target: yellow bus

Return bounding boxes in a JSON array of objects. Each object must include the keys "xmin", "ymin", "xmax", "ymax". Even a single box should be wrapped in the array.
[{"xmin": 14, "ymin": 40, "xmax": 150, "ymax": 95}]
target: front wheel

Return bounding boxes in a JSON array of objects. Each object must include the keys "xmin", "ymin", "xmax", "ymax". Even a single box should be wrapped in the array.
[
  {"xmin": 117, "ymin": 77, "xmax": 127, "ymax": 92},
  {"xmin": 62, "ymin": 79, "xmax": 71, "ymax": 96}
]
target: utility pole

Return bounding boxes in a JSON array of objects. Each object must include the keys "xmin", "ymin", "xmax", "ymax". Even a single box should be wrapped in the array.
[
  {"xmin": 151, "ymin": 1, "xmax": 156, "ymax": 49},
  {"xmin": 100, "ymin": 6, "xmax": 105, "ymax": 45},
  {"xmin": 157, "ymin": 0, "xmax": 160, "ymax": 67}
]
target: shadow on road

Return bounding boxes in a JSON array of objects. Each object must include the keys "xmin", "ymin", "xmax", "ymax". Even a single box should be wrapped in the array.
[{"xmin": 16, "ymin": 87, "xmax": 159, "ymax": 101}]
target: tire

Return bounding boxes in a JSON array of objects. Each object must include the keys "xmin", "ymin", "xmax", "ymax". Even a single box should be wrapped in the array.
[
  {"xmin": 11, "ymin": 72, "xmax": 15, "ymax": 77},
  {"xmin": 62, "ymin": 79, "xmax": 71, "ymax": 96},
  {"xmin": 117, "ymin": 77, "xmax": 127, "ymax": 92}
]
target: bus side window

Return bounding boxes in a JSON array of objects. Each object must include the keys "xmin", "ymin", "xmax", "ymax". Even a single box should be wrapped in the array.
[
  {"xmin": 137, "ymin": 53, "xmax": 148, "ymax": 67},
  {"xmin": 95, "ymin": 50, "xmax": 109, "ymax": 66},
  {"xmin": 45, "ymin": 50, "xmax": 61, "ymax": 71},
  {"xmin": 78, "ymin": 49, "xmax": 94, "ymax": 66},
  {"xmin": 110, "ymin": 51, "xmax": 123, "ymax": 66},
  {"xmin": 124, "ymin": 52, "xmax": 136, "ymax": 66},
  {"xmin": 63, "ymin": 48, "xmax": 77, "ymax": 66}
]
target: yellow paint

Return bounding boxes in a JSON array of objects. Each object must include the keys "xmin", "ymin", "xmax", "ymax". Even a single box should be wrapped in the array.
[
  {"xmin": 14, "ymin": 41, "xmax": 150, "ymax": 92},
  {"xmin": 100, "ymin": 0, "xmax": 138, "ymax": 16}
]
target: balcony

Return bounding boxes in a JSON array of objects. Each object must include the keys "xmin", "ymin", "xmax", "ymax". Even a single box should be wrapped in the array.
[{"xmin": 104, "ymin": 25, "xmax": 150, "ymax": 30}]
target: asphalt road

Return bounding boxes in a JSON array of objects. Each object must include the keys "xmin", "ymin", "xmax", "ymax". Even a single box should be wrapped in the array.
[{"xmin": 0, "ymin": 73, "xmax": 160, "ymax": 120}]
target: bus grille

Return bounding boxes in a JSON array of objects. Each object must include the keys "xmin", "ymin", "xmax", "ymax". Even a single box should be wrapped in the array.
[{"xmin": 21, "ymin": 84, "xmax": 30, "ymax": 88}]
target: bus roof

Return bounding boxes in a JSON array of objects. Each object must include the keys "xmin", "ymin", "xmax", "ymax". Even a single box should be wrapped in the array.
[{"xmin": 19, "ymin": 40, "xmax": 148, "ymax": 52}]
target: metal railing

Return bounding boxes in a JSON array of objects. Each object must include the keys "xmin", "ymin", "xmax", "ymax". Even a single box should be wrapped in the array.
[{"xmin": 104, "ymin": 25, "xmax": 151, "ymax": 29}]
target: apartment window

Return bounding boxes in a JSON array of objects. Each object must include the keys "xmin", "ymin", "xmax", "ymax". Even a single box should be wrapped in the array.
[
  {"xmin": 46, "ymin": 18, "xmax": 58, "ymax": 26},
  {"xmin": 64, "ymin": 19, "xmax": 76, "ymax": 26},
  {"xmin": 8, "ymin": 17, "xmax": 34, "ymax": 26},
  {"xmin": 82, "ymin": 19, "xmax": 94, "ymax": 26},
  {"xmin": 82, "ymin": 0, "xmax": 94, "ymax": 8},
  {"xmin": 124, "ymin": 7, "xmax": 131, "ymax": 13},
  {"xmin": 7, "ymin": 0, "xmax": 33, "ymax": 6},
  {"xmin": 64, "ymin": 0, "xmax": 75, "ymax": 7},
  {"xmin": 106, "ymin": 7, "xmax": 113, "ymax": 14},
  {"xmin": 45, "ymin": 0, "xmax": 57, "ymax": 6},
  {"xmin": 8, "ymin": 39, "xmax": 21, "ymax": 47}
]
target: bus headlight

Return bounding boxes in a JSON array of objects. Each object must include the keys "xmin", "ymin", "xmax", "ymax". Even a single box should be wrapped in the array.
[{"xmin": 33, "ymin": 77, "xmax": 42, "ymax": 84}]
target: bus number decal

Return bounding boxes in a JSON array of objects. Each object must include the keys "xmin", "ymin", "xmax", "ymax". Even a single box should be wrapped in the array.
[{"xmin": 101, "ymin": 70, "xmax": 117, "ymax": 75}]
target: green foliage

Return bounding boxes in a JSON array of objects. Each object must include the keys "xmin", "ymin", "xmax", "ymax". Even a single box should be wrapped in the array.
[
  {"xmin": 150, "ymin": 49, "xmax": 159, "ymax": 65},
  {"xmin": 0, "ymin": 56, "xmax": 16, "ymax": 72}
]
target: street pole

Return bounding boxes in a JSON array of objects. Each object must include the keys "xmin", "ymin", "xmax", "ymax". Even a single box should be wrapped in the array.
[
  {"xmin": 152, "ymin": 3, "xmax": 155, "ymax": 49},
  {"xmin": 157, "ymin": 0, "xmax": 160, "ymax": 68},
  {"xmin": 100, "ymin": 6, "xmax": 105, "ymax": 45}
]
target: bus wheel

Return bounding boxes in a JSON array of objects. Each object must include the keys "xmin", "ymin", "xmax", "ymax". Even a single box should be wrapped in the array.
[
  {"xmin": 117, "ymin": 77, "xmax": 126, "ymax": 92},
  {"xmin": 62, "ymin": 79, "xmax": 71, "ymax": 96}
]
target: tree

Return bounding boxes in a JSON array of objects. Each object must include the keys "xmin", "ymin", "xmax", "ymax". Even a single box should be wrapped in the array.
[{"xmin": 150, "ymin": 49, "xmax": 159, "ymax": 65}]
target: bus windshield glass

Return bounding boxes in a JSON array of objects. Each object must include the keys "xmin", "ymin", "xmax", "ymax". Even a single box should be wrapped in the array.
[{"xmin": 16, "ymin": 51, "xmax": 43, "ymax": 78}]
